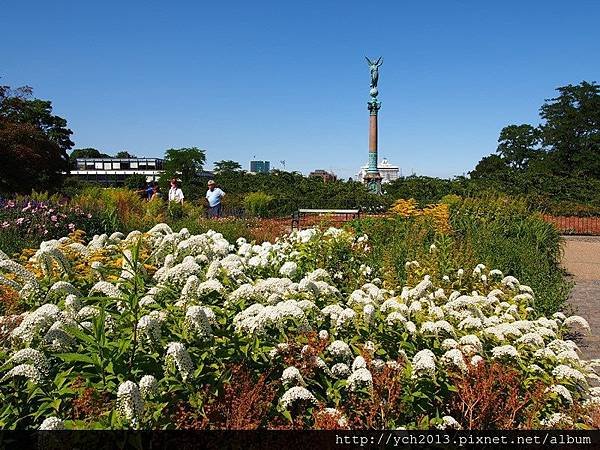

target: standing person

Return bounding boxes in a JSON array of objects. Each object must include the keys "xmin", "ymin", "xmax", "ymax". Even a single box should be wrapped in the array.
[
  {"xmin": 145, "ymin": 182, "xmax": 153, "ymax": 200},
  {"xmin": 206, "ymin": 180, "xmax": 225, "ymax": 218},
  {"xmin": 168, "ymin": 179, "xmax": 184, "ymax": 204},
  {"xmin": 150, "ymin": 182, "xmax": 162, "ymax": 200}
]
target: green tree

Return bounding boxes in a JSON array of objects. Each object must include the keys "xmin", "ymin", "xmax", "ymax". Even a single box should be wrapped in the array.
[
  {"xmin": 0, "ymin": 85, "xmax": 73, "ymax": 152},
  {"xmin": 162, "ymin": 147, "xmax": 206, "ymax": 186},
  {"xmin": 540, "ymin": 81, "xmax": 600, "ymax": 177},
  {"xmin": 69, "ymin": 148, "xmax": 111, "ymax": 164},
  {"xmin": 115, "ymin": 151, "xmax": 136, "ymax": 158},
  {"xmin": 124, "ymin": 174, "xmax": 148, "ymax": 191},
  {"xmin": 213, "ymin": 159, "xmax": 242, "ymax": 174},
  {"xmin": 470, "ymin": 154, "xmax": 509, "ymax": 179},
  {"xmin": 496, "ymin": 124, "xmax": 541, "ymax": 170},
  {"xmin": 0, "ymin": 85, "xmax": 72, "ymax": 193}
]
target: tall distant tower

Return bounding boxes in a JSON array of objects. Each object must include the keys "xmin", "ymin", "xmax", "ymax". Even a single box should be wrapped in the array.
[{"xmin": 363, "ymin": 56, "xmax": 383, "ymax": 194}]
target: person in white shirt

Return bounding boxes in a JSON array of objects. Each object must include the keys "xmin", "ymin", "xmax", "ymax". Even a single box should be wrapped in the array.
[
  {"xmin": 168, "ymin": 179, "xmax": 184, "ymax": 204},
  {"xmin": 206, "ymin": 179, "xmax": 225, "ymax": 218}
]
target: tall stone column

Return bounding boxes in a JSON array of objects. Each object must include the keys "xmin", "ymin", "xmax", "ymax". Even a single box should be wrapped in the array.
[
  {"xmin": 363, "ymin": 95, "xmax": 382, "ymax": 194},
  {"xmin": 364, "ymin": 56, "xmax": 383, "ymax": 194}
]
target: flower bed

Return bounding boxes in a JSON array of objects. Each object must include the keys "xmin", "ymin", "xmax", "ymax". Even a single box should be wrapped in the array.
[
  {"xmin": 0, "ymin": 198, "xmax": 104, "ymax": 256},
  {"xmin": 0, "ymin": 225, "xmax": 598, "ymax": 429}
]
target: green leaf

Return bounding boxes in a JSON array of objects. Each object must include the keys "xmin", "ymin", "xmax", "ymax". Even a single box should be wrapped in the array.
[{"xmin": 56, "ymin": 352, "xmax": 95, "ymax": 364}]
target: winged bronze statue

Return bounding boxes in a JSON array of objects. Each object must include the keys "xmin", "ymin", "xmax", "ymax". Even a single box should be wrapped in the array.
[{"xmin": 365, "ymin": 56, "xmax": 383, "ymax": 89}]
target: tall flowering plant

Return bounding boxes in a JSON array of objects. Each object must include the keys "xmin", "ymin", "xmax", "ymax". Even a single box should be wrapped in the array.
[{"xmin": 0, "ymin": 223, "xmax": 598, "ymax": 430}]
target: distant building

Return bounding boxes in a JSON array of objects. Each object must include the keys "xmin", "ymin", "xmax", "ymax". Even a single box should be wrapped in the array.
[
  {"xmin": 69, "ymin": 157, "xmax": 214, "ymax": 186},
  {"xmin": 309, "ymin": 169, "xmax": 337, "ymax": 182},
  {"xmin": 69, "ymin": 158, "xmax": 164, "ymax": 185},
  {"xmin": 250, "ymin": 160, "xmax": 270, "ymax": 174},
  {"xmin": 357, "ymin": 158, "xmax": 399, "ymax": 184}
]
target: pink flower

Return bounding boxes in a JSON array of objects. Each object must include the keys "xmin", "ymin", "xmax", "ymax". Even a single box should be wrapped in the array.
[
  {"xmin": 51, "ymin": 215, "xmax": 58, "ymax": 222},
  {"xmin": 16, "ymin": 218, "xmax": 25, "ymax": 225},
  {"xmin": 86, "ymin": 214, "xmax": 92, "ymax": 219},
  {"xmin": 2, "ymin": 221, "xmax": 11, "ymax": 228},
  {"xmin": 68, "ymin": 223, "xmax": 76, "ymax": 231}
]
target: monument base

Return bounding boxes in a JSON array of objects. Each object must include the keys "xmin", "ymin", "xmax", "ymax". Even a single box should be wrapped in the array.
[{"xmin": 363, "ymin": 172, "xmax": 383, "ymax": 195}]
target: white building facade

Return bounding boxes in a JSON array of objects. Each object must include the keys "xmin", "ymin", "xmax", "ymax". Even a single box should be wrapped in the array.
[{"xmin": 357, "ymin": 158, "xmax": 399, "ymax": 184}]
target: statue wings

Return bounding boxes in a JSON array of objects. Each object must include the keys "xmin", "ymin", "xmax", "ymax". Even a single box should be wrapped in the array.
[{"xmin": 365, "ymin": 56, "xmax": 383, "ymax": 67}]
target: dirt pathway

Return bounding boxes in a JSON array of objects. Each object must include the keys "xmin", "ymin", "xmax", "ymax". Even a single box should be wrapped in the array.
[{"xmin": 561, "ymin": 236, "xmax": 600, "ymax": 360}]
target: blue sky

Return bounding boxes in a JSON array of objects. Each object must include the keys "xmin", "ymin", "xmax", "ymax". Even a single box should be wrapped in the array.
[{"xmin": 2, "ymin": 0, "xmax": 599, "ymax": 179}]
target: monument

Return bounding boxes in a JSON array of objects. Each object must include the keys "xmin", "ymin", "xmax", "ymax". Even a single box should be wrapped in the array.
[{"xmin": 363, "ymin": 57, "xmax": 383, "ymax": 194}]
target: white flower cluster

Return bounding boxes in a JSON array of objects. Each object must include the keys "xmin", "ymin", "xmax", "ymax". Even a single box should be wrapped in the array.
[
  {"xmin": 347, "ymin": 367, "xmax": 373, "ymax": 391},
  {"xmin": 412, "ymin": 349, "xmax": 436, "ymax": 379},
  {"xmin": 185, "ymin": 306, "xmax": 213, "ymax": 338},
  {"xmin": 139, "ymin": 375, "xmax": 158, "ymax": 399},
  {"xmin": 1, "ymin": 364, "xmax": 44, "ymax": 384},
  {"xmin": 137, "ymin": 315, "xmax": 162, "ymax": 345},
  {"xmin": 7, "ymin": 348, "xmax": 49, "ymax": 376},
  {"xmin": 165, "ymin": 342, "xmax": 194, "ymax": 382},
  {"xmin": 39, "ymin": 417, "xmax": 64, "ymax": 430},
  {"xmin": 279, "ymin": 386, "xmax": 317, "ymax": 409},
  {"xmin": 31, "ymin": 241, "xmax": 71, "ymax": 277},
  {"xmin": 281, "ymin": 366, "xmax": 305, "ymax": 386},
  {"xmin": 11, "ymin": 304, "xmax": 64, "ymax": 344},
  {"xmin": 117, "ymin": 380, "xmax": 144, "ymax": 423}
]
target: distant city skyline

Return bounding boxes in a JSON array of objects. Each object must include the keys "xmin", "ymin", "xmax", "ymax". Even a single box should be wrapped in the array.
[{"xmin": 2, "ymin": 1, "xmax": 599, "ymax": 179}]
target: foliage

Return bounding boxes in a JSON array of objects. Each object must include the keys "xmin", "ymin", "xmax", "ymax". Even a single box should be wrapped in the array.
[
  {"xmin": 212, "ymin": 170, "xmax": 388, "ymax": 217},
  {"xmin": 163, "ymin": 148, "xmax": 206, "ymax": 187},
  {"xmin": 471, "ymin": 81, "xmax": 600, "ymax": 188},
  {"xmin": 0, "ymin": 224, "xmax": 596, "ymax": 430},
  {"xmin": 349, "ymin": 195, "xmax": 570, "ymax": 316},
  {"xmin": 213, "ymin": 160, "xmax": 242, "ymax": 174},
  {"xmin": 496, "ymin": 124, "xmax": 542, "ymax": 171},
  {"xmin": 243, "ymin": 192, "xmax": 274, "ymax": 218},
  {"xmin": 540, "ymin": 81, "xmax": 600, "ymax": 178},
  {"xmin": 114, "ymin": 151, "xmax": 136, "ymax": 159},
  {"xmin": 0, "ymin": 85, "xmax": 73, "ymax": 194},
  {"xmin": 71, "ymin": 187, "xmax": 147, "ymax": 233},
  {"xmin": 0, "ymin": 85, "xmax": 73, "ymax": 152},
  {"xmin": 68, "ymin": 148, "xmax": 111, "ymax": 164},
  {"xmin": 124, "ymin": 174, "xmax": 148, "ymax": 191}
]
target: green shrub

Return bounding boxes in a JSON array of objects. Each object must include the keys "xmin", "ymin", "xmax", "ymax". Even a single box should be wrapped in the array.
[
  {"xmin": 171, "ymin": 217, "xmax": 253, "ymax": 243},
  {"xmin": 243, "ymin": 192, "xmax": 274, "ymax": 218},
  {"xmin": 348, "ymin": 195, "xmax": 571, "ymax": 316}
]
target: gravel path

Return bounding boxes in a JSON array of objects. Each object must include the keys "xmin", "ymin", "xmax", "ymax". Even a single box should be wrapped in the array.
[{"xmin": 561, "ymin": 236, "xmax": 600, "ymax": 360}]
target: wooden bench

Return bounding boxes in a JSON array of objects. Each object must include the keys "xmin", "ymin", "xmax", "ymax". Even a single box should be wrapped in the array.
[{"xmin": 291, "ymin": 208, "xmax": 360, "ymax": 230}]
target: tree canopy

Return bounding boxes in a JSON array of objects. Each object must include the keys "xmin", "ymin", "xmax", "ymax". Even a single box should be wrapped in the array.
[
  {"xmin": 163, "ymin": 147, "xmax": 206, "ymax": 185},
  {"xmin": 115, "ymin": 151, "xmax": 136, "ymax": 159},
  {"xmin": 69, "ymin": 148, "xmax": 111, "ymax": 163},
  {"xmin": 0, "ymin": 84, "xmax": 73, "ymax": 193},
  {"xmin": 471, "ymin": 81, "xmax": 600, "ymax": 181},
  {"xmin": 213, "ymin": 159, "xmax": 242, "ymax": 174}
]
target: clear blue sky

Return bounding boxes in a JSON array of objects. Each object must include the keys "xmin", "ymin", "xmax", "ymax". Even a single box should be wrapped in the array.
[{"xmin": 2, "ymin": 0, "xmax": 599, "ymax": 179}]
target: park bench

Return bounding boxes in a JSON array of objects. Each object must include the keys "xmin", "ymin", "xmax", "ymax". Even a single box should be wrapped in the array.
[{"xmin": 291, "ymin": 208, "xmax": 360, "ymax": 230}]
